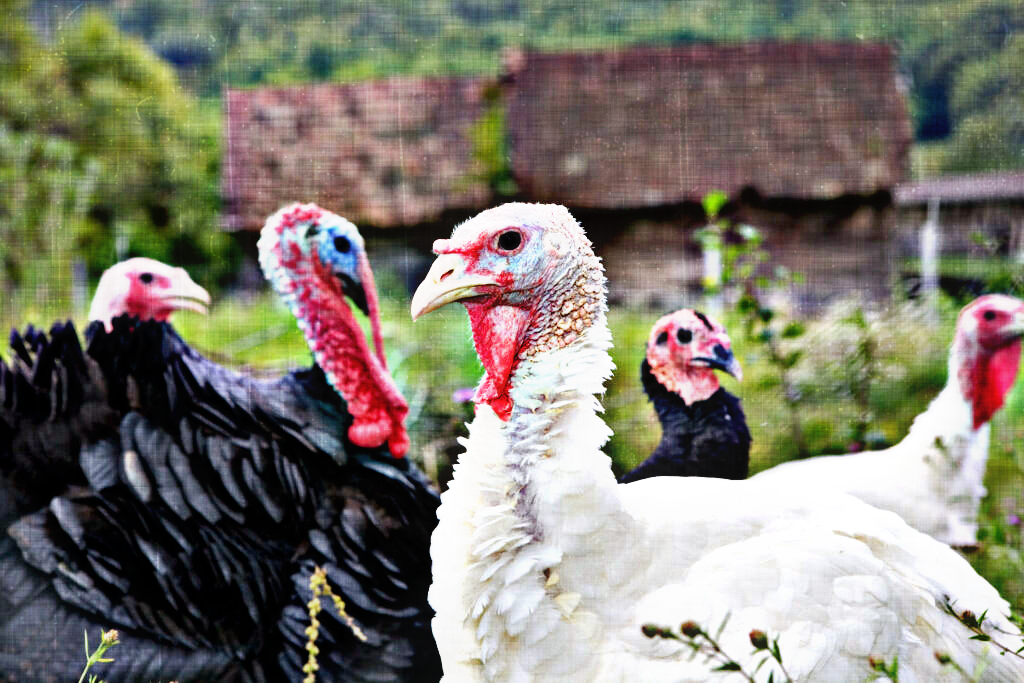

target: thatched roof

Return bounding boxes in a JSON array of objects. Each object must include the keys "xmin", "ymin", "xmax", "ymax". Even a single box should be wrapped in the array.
[
  {"xmin": 222, "ymin": 78, "xmax": 493, "ymax": 230},
  {"xmin": 222, "ymin": 43, "xmax": 913, "ymax": 231},
  {"xmin": 505, "ymin": 43, "xmax": 912, "ymax": 208}
]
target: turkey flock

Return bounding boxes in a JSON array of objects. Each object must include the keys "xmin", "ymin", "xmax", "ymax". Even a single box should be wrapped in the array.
[{"xmin": 1, "ymin": 202, "xmax": 1023, "ymax": 683}]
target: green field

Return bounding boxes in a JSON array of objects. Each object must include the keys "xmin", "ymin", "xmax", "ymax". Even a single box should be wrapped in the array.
[{"xmin": 5, "ymin": 283, "xmax": 1024, "ymax": 611}]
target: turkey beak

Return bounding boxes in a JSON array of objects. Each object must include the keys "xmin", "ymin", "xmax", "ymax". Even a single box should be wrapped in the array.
[
  {"xmin": 697, "ymin": 343, "xmax": 743, "ymax": 381},
  {"xmin": 1007, "ymin": 309, "xmax": 1024, "ymax": 339},
  {"xmin": 162, "ymin": 269, "xmax": 211, "ymax": 315},
  {"xmin": 411, "ymin": 253, "xmax": 499, "ymax": 320}
]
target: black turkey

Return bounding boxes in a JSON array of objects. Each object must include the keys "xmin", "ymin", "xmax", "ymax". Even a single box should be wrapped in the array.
[{"xmin": 0, "ymin": 204, "xmax": 441, "ymax": 682}]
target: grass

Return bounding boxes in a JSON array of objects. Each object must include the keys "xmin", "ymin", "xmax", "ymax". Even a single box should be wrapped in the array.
[
  {"xmin": 4, "ymin": 288, "xmax": 1024, "ymax": 610},
  {"xmin": 901, "ymin": 255, "xmax": 1023, "ymax": 286}
]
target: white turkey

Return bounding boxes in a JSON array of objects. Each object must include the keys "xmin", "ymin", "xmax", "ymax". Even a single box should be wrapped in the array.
[
  {"xmin": 0, "ymin": 204, "xmax": 440, "ymax": 682},
  {"xmin": 752, "ymin": 294, "xmax": 1024, "ymax": 547},
  {"xmin": 411, "ymin": 202, "xmax": 1024, "ymax": 682}
]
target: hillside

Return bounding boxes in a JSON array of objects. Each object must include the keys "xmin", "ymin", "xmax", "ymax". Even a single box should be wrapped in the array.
[{"xmin": 28, "ymin": 0, "xmax": 1024, "ymax": 174}]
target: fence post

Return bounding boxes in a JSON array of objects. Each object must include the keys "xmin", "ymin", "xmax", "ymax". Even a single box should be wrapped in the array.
[
  {"xmin": 1013, "ymin": 215, "xmax": 1024, "ymax": 264},
  {"xmin": 921, "ymin": 197, "xmax": 940, "ymax": 319},
  {"xmin": 702, "ymin": 230, "xmax": 722, "ymax": 316},
  {"xmin": 71, "ymin": 259, "xmax": 89, "ymax": 316}
]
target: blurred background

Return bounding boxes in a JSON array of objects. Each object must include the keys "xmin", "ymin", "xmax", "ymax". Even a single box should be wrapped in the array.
[{"xmin": 2, "ymin": 0, "xmax": 1023, "ymax": 603}]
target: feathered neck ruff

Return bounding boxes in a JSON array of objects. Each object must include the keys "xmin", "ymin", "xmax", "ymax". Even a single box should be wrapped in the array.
[{"xmin": 432, "ymin": 274, "xmax": 638, "ymax": 680}]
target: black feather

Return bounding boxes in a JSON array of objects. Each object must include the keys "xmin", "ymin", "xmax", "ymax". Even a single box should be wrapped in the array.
[
  {"xmin": 619, "ymin": 360, "xmax": 751, "ymax": 483},
  {"xmin": 0, "ymin": 316, "xmax": 442, "ymax": 682}
]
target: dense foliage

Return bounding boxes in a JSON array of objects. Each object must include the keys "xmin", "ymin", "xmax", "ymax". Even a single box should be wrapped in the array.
[{"xmin": 1, "ymin": 0, "xmax": 231, "ymax": 318}]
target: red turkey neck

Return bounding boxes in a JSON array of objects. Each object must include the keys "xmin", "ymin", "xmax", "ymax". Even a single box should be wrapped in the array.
[
  {"xmin": 461, "ymin": 265, "xmax": 603, "ymax": 422},
  {"xmin": 463, "ymin": 300, "xmax": 530, "ymax": 421},
  {"xmin": 360, "ymin": 254, "xmax": 389, "ymax": 370},
  {"xmin": 299, "ymin": 255, "xmax": 410, "ymax": 457},
  {"xmin": 958, "ymin": 337, "xmax": 1022, "ymax": 430}
]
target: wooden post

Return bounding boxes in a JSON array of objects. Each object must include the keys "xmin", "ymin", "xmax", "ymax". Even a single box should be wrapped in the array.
[
  {"xmin": 115, "ymin": 230, "xmax": 129, "ymax": 262},
  {"xmin": 1012, "ymin": 214, "xmax": 1024, "ymax": 264}
]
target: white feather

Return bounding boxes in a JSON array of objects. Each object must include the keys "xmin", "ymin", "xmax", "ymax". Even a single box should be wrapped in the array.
[
  {"xmin": 752, "ymin": 348, "xmax": 990, "ymax": 546},
  {"xmin": 431, "ymin": 308, "xmax": 1024, "ymax": 682}
]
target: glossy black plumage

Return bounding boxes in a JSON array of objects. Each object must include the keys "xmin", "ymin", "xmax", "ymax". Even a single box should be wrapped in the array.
[
  {"xmin": 0, "ymin": 315, "xmax": 441, "ymax": 683},
  {"xmin": 619, "ymin": 360, "xmax": 751, "ymax": 484}
]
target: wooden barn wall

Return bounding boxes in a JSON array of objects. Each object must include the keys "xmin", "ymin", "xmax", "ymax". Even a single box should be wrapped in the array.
[
  {"xmin": 893, "ymin": 201, "xmax": 1024, "ymax": 261},
  {"xmin": 234, "ymin": 202, "xmax": 1024, "ymax": 314},
  {"xmin": 599, "ymin": 205, "xmax": 892, "ymax": 312}
]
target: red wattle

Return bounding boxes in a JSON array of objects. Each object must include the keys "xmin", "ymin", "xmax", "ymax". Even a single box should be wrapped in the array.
[
  {"xmin": 464, "ymin": 301, "xmax": 531, "ymax": 422},
  {"xmin": 358, "ymin": 252, "xmax": 389, "ymax": 370},
  {"xmin": 474, "ymin": 375, "xmax": 514, "ymax": 421},
  {"xmin": 295, "ymin": 254, "xmax": 410, "ymax": 458},
  {"xmin": 970, "ymin": 339, "xmax": 1022, "ymax": 429}
]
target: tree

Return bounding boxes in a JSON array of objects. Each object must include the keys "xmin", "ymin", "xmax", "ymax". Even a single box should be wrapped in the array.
[
  {"xmin": 0, "ymin": 2, "xmax": 232, "ymax": 323},
  {"xmin": 942, "ymin": 33, "xmax": 1024, "ymax": 172}
]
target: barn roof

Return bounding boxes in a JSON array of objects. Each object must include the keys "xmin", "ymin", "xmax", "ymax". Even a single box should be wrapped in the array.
[
  {"xmin": 222, "ymin": 78, "xmax": 494, "ymax": 230},
  {"xmin": 895, "ymin": 171, "xmax": 1024, "ymax": 205},
  {"xmin": 505, "ymin": 43, "xmax": 913, "ymax": 208},
  {"xmin": 222, "ymin": 43, "xmax": 913, "ymax": 231}
]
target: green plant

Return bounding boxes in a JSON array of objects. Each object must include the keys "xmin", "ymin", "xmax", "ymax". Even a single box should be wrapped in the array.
[
  {"xmin": 78, "ymin": 628, "xmax": 119, "ymax": 683},
  {"xmin": 641, "ymin": 616, "xmax": 793, "ymax": 682},
  {"xmin": 968, "ymin": 232, "xmax": 1024, "ymax": 298},
  {"xmin": 696, "ymin": 191, "xmax": 810, "ymax": 456},
  {"xmin": 1, "ymin": 3, "xmax": 233, "ymax": 304},
  {"xmin": 736, "ymin": 294, "xmax": 808, "ymax": 456},
  {"xmin": 842, "ymin": 307, "xmax": 879, "ymax": 448},
  {"xmin": 469, "ymin": 84, "xmax": 517, "ymax": 197},
  {"xmin": 868, "ymin": 655, "xmax": 899, "ymax": 681}
]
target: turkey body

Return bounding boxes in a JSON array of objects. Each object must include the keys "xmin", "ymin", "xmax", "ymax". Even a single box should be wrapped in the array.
[
  {"xmin": 752, "ymin": 295, "xmax": 1024, "ymax": 546},
  {"xmin": 0, "ymin": 316, "xmax": 441, "ymax": 682}
]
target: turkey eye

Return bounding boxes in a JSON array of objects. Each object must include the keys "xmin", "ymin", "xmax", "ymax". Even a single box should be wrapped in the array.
[
  {"xmin": 983, "ymin": 310, "xmax": 996, "ymax": 321},
  {"xmin": 334, "ymin": 236, "xmax": 350, "ymax": 253},
  {"xmin": 306, "ymin": 224, "xmax": 320, "ymax": 238},
  {"xmin": 655, "ymin": 331, "xmax": 669, "ymax": 345},
  {"xmin": 497, "ymin": 231, "xmax": 522, "ymax": 252},
  {"xmin": 139, "ymin": 273, "xmax": 154, "ymax": 284},
  {"xmin": 677, "ymin": 329, "xmax": 693, "ymax": 344}
]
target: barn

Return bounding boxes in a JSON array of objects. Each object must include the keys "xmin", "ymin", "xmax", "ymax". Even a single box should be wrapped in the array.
[{"xmin": 222, "ymin": 42, "xmax": 914, "ymax": 309}]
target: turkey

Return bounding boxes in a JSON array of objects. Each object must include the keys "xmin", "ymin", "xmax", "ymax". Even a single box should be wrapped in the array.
[
  {"xmin": 411, "ymin": 202, "xmax": 1024, "ymax": 682},
  {"xmin": 0, "ymin": 257, "xmax": 210, "ymax": 529},
  {"xmin": 619, "ymin": 308, "xmax": 749, "ymax": 483},
  {"xmin": 0, "ymin": 204, "xmax": 441, "ymax": 682},
  {"xmin": 87, "ymin": 257, "xmax": 211, "ymax": 331},
  {"xmin": 752, "ymin": 294, "xmax": 1024, "ymax": 548}
]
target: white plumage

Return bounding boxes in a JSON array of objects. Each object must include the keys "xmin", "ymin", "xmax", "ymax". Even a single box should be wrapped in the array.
[
  {"xmin": 412, "ymin": 203, "xmax": 1024, "ymax": 682},
  {"xmin": 752, "ymin": 295, "xmax": 1024, "ymax": 547}
]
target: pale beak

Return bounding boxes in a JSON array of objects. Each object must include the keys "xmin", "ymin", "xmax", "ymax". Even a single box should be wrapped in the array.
[
  {"xmin": 411, "ymin": 252, "xmax": 500, "ymax": 320},
  {"xmin": 1008, "ymin": 310, "xmax": 1024, "ymax": 338},
  {"xmin": 162, "ymin": 270, "xmax": 212, "ymax": 315}
]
